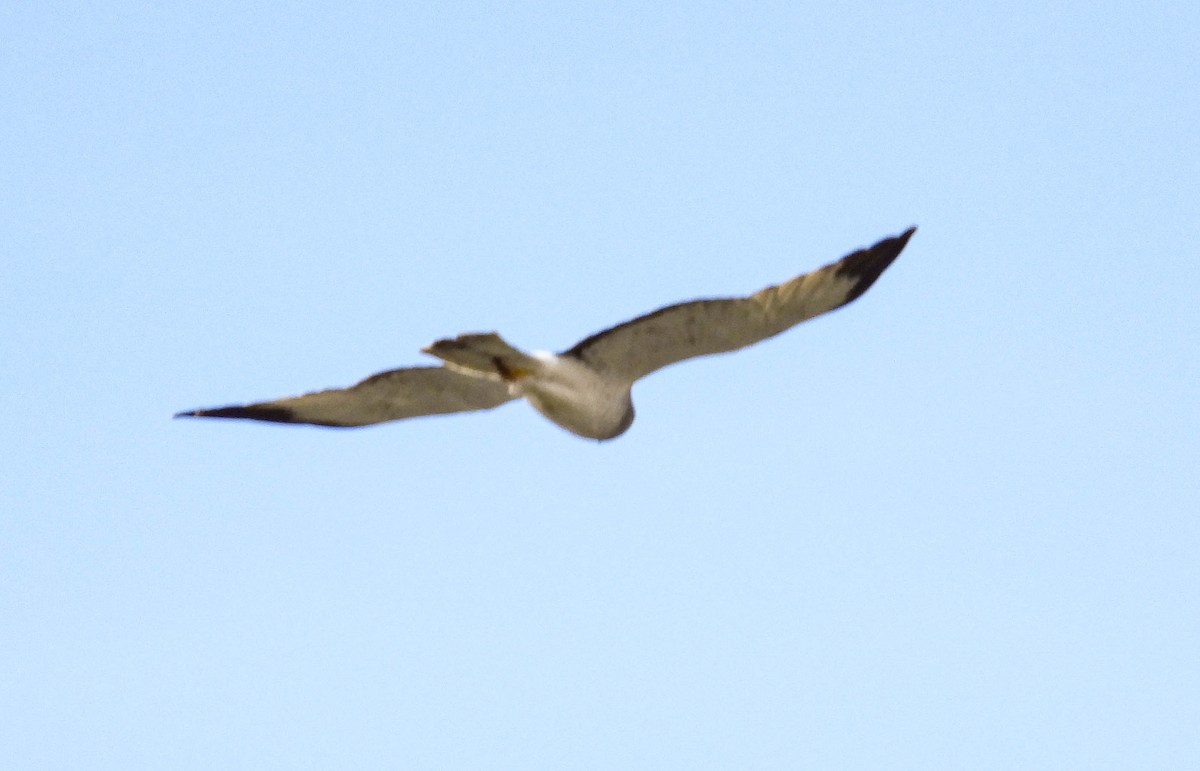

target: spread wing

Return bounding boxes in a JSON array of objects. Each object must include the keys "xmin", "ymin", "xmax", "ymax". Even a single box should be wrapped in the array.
[
  {"xmin": 564, "ymin": 227, "xmax": 915, "ymax": 382},
  {"xmin": 175, "ymin": 365, "xmax": 515, "ymax": 427}
]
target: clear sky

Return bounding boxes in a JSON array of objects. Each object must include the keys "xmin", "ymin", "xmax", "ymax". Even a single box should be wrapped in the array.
[{"xmin": 3, "ymin": 2, "xmax": 1198, "ymax": 768}]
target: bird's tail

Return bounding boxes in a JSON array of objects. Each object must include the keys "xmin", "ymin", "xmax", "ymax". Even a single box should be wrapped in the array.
[{"xmin": 422, "ymin": 332, "xmax": 543, "ymax": 382}]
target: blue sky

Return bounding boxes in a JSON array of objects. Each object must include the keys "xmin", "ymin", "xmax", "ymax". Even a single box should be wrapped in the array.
[{"xmin": 3, "ymin": 2, "xmax": 1198, "ymax": 768}]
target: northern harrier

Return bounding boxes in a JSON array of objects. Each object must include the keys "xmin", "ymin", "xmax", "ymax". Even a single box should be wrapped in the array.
[{"xmin": 177, "ymin": 227, "xmax": 915, "ymax": 440}]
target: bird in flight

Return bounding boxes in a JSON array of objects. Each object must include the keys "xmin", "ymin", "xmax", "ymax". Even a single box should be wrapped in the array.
[{"xmin": 177, "ymin": 227, "xmax": 915, "ymax": 440}]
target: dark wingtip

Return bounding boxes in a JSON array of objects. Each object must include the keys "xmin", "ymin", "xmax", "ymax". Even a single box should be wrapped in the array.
[
  {"xmin": 836, "ymin": 225, "xmax": 917, "ymax": 304},
  {"xmin": 173, "ymin": 405, "xmax": 299, "ymax": 424}
]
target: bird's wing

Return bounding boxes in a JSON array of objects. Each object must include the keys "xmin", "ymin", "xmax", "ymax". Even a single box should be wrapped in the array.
[
  {"xmin": 175, "ymin": 365, "xmax": 516, "ymax": 427},
  {"xmin": 563, "ymin": 227, "xmax": 914, "ymax": 382}
]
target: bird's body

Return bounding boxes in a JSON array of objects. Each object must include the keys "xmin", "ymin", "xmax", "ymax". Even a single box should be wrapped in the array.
[
  {"xmin": 177, "ymin": 227, "xmax": 915, "ymax": 440},
  {"xmin": 426, "ymin": 337, "xmax": 636, "ymax": 440},
  {"xmin": 515, "ymin": 351, "xmax": 636, "ymax": 441}
]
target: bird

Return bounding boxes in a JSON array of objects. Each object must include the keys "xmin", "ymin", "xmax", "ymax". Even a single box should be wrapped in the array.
[{"xmin": 176, "ymin": 226, "xmax": 915, "ymax": 440}]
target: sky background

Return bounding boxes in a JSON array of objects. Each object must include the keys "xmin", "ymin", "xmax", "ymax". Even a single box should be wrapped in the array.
[{"xmin": 3, "ymin": 2, "xmax": 1198, "ymax": 768}]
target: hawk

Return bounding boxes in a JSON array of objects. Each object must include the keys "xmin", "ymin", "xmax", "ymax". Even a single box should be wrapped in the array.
[{"xmin": 177, "ymin": 227, "xmax": 915, "ymax": 440}]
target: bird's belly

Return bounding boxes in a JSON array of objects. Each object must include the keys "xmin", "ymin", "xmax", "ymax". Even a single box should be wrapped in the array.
[{"xmin": 523, "ymin": 388, "xmax": 633, "ymax": 440}]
